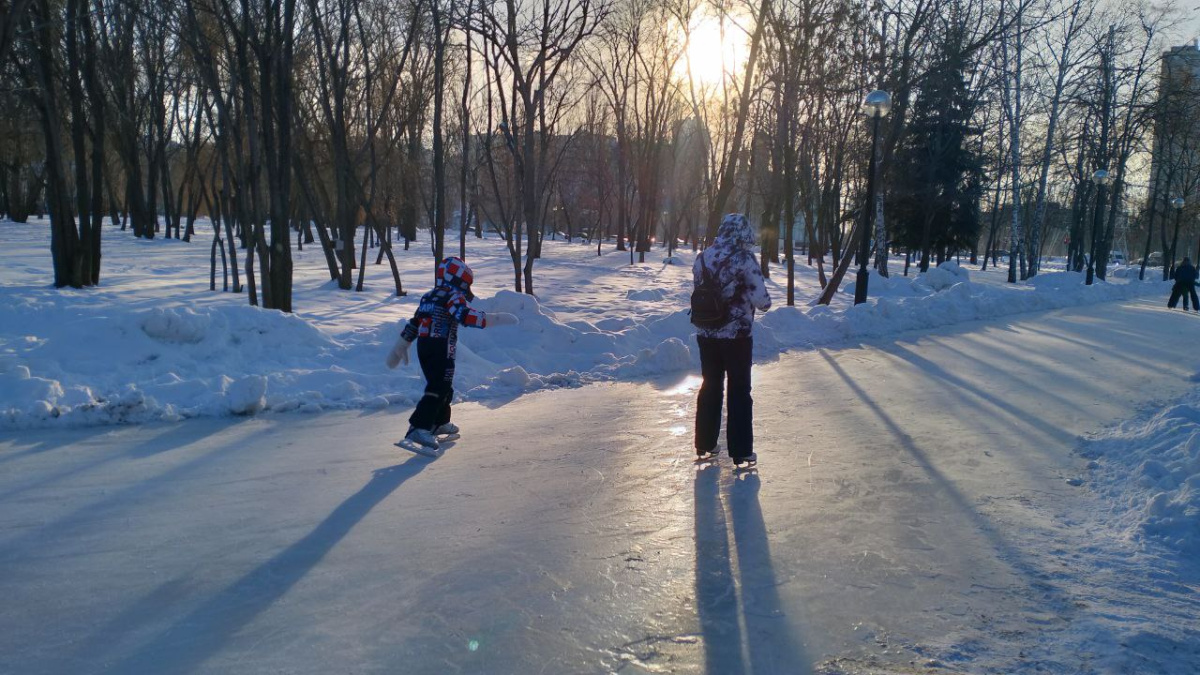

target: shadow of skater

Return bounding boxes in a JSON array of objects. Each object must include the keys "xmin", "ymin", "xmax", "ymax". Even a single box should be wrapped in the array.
[
  {"xmin": 728, "ymin": 472, "xmax": 809, "ymax": 674},
  {"xmin": 102, "ymin": 456, "xmax": 432, "ymax": 675},
  {"xmin": 694, "ymin": 461, "xmax": 746, "ymax": 674}
]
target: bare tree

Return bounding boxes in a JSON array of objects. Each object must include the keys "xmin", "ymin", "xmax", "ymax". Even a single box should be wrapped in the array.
[
  {"xmin": 1024, "ymin": 0, "xmax": 1093, "ymax": 276},
  {"xmin": 470, "ymin": 0, "xmax": 606, "ymax": 293}
]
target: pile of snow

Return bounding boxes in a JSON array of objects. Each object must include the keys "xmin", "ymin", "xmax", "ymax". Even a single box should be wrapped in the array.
[
  {"xmin": 0, "ymin": 295, "xmax": 351, "ymax": 426},
  {"xmin": 916, "ymin": 260, "xmax": 971, "ymax": 291},
  {"xmin": 1027, "ymin": 270, "xmax": 1088, "ymax": 292},
  {"xmin": 1080, "ymin": 380, "xmax": 1200, "ymax": 555},
  {"xmin": 800, "ymin": 264, "xmax": 1168, "ymax": 343},
  {"xmin": 626, "ymin": 288, "xmax": 666, "ymax": 302},
  {"xmin": 0, "ymin": 219, "xmax": 1174, "ymax": 428},
  {"xmin": 1109, "ymin": 265, "xmax": 1166, "ymax": 280},
  {"xmin": 0, "ymin": 280, "xmax": 692, "ymax": 427}
]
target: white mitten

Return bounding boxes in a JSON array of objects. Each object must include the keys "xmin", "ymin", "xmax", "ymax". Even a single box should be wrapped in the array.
[
  {"xmin": 488, "ymin": 312, "xmax": 519, "ymax": 327},
  {"xmin": 386, "ymin": 338, "xmax": 412, "ymax": 369}
]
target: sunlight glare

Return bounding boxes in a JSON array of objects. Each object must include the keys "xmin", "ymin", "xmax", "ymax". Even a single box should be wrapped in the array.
[
  {"xmin": 677, "ymin": 14, "xmax": 748, "ymax": 87},
  {"xmin": 665, "ymin": 374, "xmax": 703, "ymax": 396}
]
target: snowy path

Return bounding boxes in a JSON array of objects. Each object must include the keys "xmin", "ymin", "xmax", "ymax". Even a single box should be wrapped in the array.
[{"xmin": 2, "ymin": 298, "xmax": 1199, "ymax": 674}]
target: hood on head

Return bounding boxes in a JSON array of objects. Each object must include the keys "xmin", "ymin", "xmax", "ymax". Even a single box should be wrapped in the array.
[
  {"xmin": 715, "ymin": 213, "xmax": 754, "ymax": 248},
  {"xmin": 438, "ymin": 257, "xmax": 474, "ymax": 290}
]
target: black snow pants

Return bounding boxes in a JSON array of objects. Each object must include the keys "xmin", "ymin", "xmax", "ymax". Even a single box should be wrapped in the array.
[
  {"xmin": 1168, "ymin": 282, "xmax": 1199, "ymax": 311},
  {"xmin": 409, "ymin": 337, "xmax": 455, "ymax": 431},
  {"xmin": 695, "ymin": 335, "xmax": 754, "ymax": 459}
]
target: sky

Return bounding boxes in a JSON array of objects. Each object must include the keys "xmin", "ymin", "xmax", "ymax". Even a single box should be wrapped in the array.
[{"xmin": 1175, "ymin": 5, "xmax": 1200, "ymax": 45}]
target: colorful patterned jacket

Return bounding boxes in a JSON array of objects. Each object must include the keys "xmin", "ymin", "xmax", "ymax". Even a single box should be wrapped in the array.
[{"xmin": 400, "ymin": 284, "xmax": 487, "ymax": 343}]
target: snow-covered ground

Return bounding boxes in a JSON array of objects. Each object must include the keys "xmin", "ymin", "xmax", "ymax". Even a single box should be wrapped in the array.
[
  {"xmin": 2, "ymin": 219, "xmax": 1198, "ymax": 674},
  {"xmin": 0, "ymin": 219, "xmax": 1171, "ymax": 429}
]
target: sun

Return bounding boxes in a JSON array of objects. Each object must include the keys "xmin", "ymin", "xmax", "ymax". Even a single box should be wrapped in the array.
[{"xmin": 677, "ymin": 14, "xmax": 749, "ymax": 87}]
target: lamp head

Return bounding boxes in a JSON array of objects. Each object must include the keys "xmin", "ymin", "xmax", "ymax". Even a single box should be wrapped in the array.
[
  {"xmin": 1172, "ymin": 197, "xmax": 1185, "ymax": 210},
  {"xmin": 1091, "ymin": 169, "xmax": 1111, "ymax": 187},
  {"xmin": 863, "ymin": 90, "xmax": 892, "ymax": 118}
]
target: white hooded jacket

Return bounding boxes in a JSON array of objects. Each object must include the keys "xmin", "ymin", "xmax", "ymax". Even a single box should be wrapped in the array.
[{"xmin": 693, "ymin": 213, "xmax": 771, "ymax": 339}]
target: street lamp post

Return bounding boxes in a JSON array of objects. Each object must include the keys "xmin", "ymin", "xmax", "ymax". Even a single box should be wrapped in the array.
[
  {"xmin": 854, "ymin": 90, "xmax": 892, "ymax": 305},
  {"xmin": 1171, "ymin": 197, "xmax": 1185, "ymax": 277},
  {"xmin": 1085, "ymin": 169, "xmax": 1111, "ymax": 286}
]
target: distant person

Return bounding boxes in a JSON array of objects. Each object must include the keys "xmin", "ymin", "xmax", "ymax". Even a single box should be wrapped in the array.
[
  {"xmin": 1168, "ymin": 257, "xmax": 1199, "ymax": 312},
  {"xmin": 386, "ymin": 257, "xmax": 518, "ymax": 456},
  {"xmin": 690, "ymin": 213, "xmax": 771, "ymax": 467}
]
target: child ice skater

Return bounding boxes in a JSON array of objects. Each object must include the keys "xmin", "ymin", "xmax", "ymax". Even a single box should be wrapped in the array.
[{"xmin": 387, "ymin": 257, "xmax": 518, "ymax": 454}]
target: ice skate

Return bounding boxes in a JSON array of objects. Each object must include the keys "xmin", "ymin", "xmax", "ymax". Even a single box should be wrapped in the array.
[
  {"xmin": 695, "ymin": 447, "xmax": 718, "ymax": 462},
  {"xmin": 435, "ymin": 422, "xmax": 460, "ymax": 440},
  {"xmin": 731, "ymin": 452, "xmax": 757, "ymax": 469},
  {"xmin": 395, "ymin": 427, "xmax": 441, "ymax": 458}
]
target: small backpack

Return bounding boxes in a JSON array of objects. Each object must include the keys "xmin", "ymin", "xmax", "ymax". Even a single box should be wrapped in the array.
[{"xmin": 690, "ymin": 254, "xmax": 729, "ymax": 328}]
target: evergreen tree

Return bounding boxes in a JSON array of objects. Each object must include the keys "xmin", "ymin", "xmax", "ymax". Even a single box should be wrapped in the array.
[{"xmin": 888, "ymin": 36, "xmax": 985, "ymax": 272}]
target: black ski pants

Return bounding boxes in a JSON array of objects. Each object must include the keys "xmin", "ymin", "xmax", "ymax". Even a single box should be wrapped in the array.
[
  {"xmin": 1168, "ymin": 281, "xmax": 1199, "ymax": 311},
  {"xmin": 695, "ymin": 335, "xmax": 754, "ymax": 459},
  {"xmin": 409, "ymin": 337, "xmax": 455, "ymax": 431}
]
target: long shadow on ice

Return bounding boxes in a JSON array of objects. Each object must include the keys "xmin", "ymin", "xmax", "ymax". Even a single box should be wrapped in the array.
[
  {"xmin": 100, "ymin": 457, "xmax": 430, "ymax": 675},
  {"xmin": 818, "ymin": 349, "xmax": 1050, "ymax": 567},
  {"xmin": 816, "ymin": 349, "xmax": 1122, "ymax": 655},
  {"xmin": 0, "ymin": 418, "xmax": 257, "ymax": 556},
  {"xmin": 123, "ymin": 418, "xmax": 244, "ymax": 458},
  {"xmin": 694, "ymin": 462, "xmax": 808, "ymax": 673},
  {"xmin": 0, "ymin": 418, "xmax": 242, "ymax": 505},
  {"xmin": 727, "ymin": 471, "xmax": 809, "ymax": 673},
  {"xmin": 694, "ymin": 461, "xmax": 746, "ymax": 674},
  {"xmin": 1018, "ymin": 309, "xmax": 1189, "ymax": 369},
  {"xmin": 886, "ymin": 342, "xmax": 1076, "ymax": 448},
  {"xmin": 0, "ymin": 427, "xmax": 107, "ymax": 466}
]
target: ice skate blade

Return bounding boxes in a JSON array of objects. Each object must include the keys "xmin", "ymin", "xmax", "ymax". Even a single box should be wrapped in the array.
[
  {"xmin": 395, "ymin": 440, "xmax": 441, "ymax": 458},
  {"xmin": 437, "ymin": 432, "xmax": 461, "ymax": 442}
]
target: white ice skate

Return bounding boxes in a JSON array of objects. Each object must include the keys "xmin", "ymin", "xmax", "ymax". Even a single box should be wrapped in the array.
[
  {"xmin": 731, "ymin": 453, "xmax": 757, "ymax": 469},
  {"xmin": 434, "ymin": 422, "xmax": 460, "ymax": 440},
  {"xmin": 395, "ymin": 427, "xmax": 441, "ymax": 458}
]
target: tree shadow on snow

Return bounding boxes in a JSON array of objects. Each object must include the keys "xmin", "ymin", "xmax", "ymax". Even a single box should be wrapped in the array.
[
  {"xmin": 0, "ymin": 426, "xmax": 108, "ymax": 466},
  {"xmin": 0, "ymin": 417, "xmax": 247, "ymax": 507},
  {"xmin": 816, "ymin": 349, "xmax": 1126, "ymax": 655},
  {"xmin": 694, "ymin": 462, "xmax": 809, "ymax": 674},
  {"xmin": 0, "ymin": 418, "xmax": 269, "ymax": 556},
  {"xmin": 98, "ymin": 456, "xmax": 431, "ymax": 675},
  {"xmin": 123, "ymin": 417, "xmax": 248, "ymax": 458}
]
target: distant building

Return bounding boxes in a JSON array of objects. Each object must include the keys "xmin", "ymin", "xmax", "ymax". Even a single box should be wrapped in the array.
[{"xmin": 1147, "ymin": 43, "xmax": 1200, "ymax": 220}]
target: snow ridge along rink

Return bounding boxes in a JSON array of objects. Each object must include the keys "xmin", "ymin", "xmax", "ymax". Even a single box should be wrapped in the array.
[{"xmin": 0, "ymin": 219, "xmax": 1171, "ymax": 429}]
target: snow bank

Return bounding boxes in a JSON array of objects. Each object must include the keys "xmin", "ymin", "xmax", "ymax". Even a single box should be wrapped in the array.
[
  {"xmin": 0, "ymin": 280, "xmax": 697, "ymax": 427},
  {"xmin": 0, "ymin": 219, "xmax": 1173, "ymax": 428},
  {"xmin": 626, "ymin": 288, "xmax": 667, "ymax": 302},
  {"xmin": 917, "ymin": 259, "xmax": 971, "ymax": 291},
  {"xmin": 1080, "ymin": 385, "xmax": 1200, "ymax": 556},
  {"xmin": 1109, "ymin": 265, "xmax": 1168, "ymax": 280},
  {"xmin": 798, "ymin": 264, "xmax": 1167, "ymax": 343}
]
